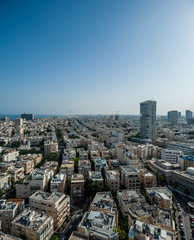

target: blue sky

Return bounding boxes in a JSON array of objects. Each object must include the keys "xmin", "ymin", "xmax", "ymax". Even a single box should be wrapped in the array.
[{"xmin": 0, "ymin": 0, "xmax": 194, "ymax": 115}]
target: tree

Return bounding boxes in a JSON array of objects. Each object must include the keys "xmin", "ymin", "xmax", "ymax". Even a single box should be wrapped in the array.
[
  {"xmin": 12, "ymin": 141, "xmax": 20, "ymax": 148},
  {"xmin": 47, "ymin": 152, "xmax": 58, "ymax": 161},
  {"xmin": 114, "ymin": 226, "xmax": 127, "ymax": 240}
]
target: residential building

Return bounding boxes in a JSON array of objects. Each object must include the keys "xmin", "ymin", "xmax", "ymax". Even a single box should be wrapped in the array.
[
  {"xmin": 139, "ymin": 168, "xmax": 157, "ymax": 188},
  {"xmin": 77, "ymin": 211, "xmax": 118, "ymax": 240},
  {"xmin": 60, "ymin": 160, "xmax": 74, "ymax": 182},
  {"xmin": 2, "ymin": 150, "xmax": 19, "ymax": 162},
  {"xmin": 90, "ymin": 150, "xmax": 100, "ymax": 160},
  {"xmin": 146, "ymin": 187, "xmax": 172, "ymax": 210},
  {"xmin": 117, "ymin": 190, "xmax": 146, "ymax": 217},
  {"xmin": 70, "ymin": 174, "xmax": 84, "ymax": 202},
  {"xmin": 93, "ymin": 158, "xmax": 108, "ymax": 171},
  {"xmin": 161, "ymin": 149, "xmax": 182, "ymax": 164},
  {"xmin": 148, "ymin": 159, "xmax": 180, "ymax": 183},
  {"xmin": 172, "ymin": 167, "xmax": 194, "ymax": 197},
  {"xmin": 178, "ymin": 155, "xmax": 194, "ymax": 170},
  {"xmin": 16, "ymin": 169, "xmax": 51, "ymax": 198},
  {"xmin": 0, "ymin": 200, "xmax": 20, "ymax": 233},
  {"xmin": 120, "ymin": 165, "xmax": 140, "ymax": 190},
  {"xmin": 105, "ymin": 170, "xmax": 120, "ymax": 192},
  {"xmin": 62, "ymin": 148, "xmax": 76, "ymax": 160},
  {"xmin": 78, "ymin": 160, "xmax": 91, "ymax": 177},
  {"xmin": 89, "ymin": 192, "xmax": 118, "ymax": 226},
  {"xmin": 50, "ymin": 173, "xmax": 66, "ymax": 193},
  {"xmin": 8, "ymin": 166, "xmax": 25, "ymax": 182},
  {"xmin": 169, "ymin": 142, "xmax": 194, "ymax": 155},
  {"xmin": 0, "ymin": 173, "xmax": 10, "ymax": 191},
  {"xmin": 29, "ymin": 191, "xmax": 70, "ymax": 229},
  {"xmin": 10, "ymin": 209, "xmax": 54, "ymax": 240},
  {"xmin": 44, "ymin": 141, "xmax": 58, "ymax": 158},
  {"xmin": 88, "ymin": 171, "xmax": 103, "ymax": 184},
  {"xmin": 140, "ymin": 100, "xmax": 157, "ymax": 141},
  {"xmin": 129, "ymin": 220, "xmax": 175, "ymax": 240}
]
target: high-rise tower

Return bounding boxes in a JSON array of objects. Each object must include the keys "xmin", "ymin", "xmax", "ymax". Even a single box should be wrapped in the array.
[{"xmin": 140, "ymin": 100, "xmax": 156, "ymax": 141}]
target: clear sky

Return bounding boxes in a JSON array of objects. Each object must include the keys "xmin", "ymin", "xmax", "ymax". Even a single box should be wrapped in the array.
[{"xmin": 1, "ymin": 0, "xmax": 194, "ymax": 115}]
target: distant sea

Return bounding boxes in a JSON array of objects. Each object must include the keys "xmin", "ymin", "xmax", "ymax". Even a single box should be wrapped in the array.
[{"xmin": 0, "ymin": 114, "xmax": 65, "ymax": 121}]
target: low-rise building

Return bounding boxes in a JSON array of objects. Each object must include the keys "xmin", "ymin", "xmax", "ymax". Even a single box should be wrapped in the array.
[
  {"xmin": 129, "ymin": 220, "xmax": 175, "ymax": 240},
  {"xmin": 8, "ymin": 166, "xmax": 25, "ymax": 182},
  {"xmin": 89, "ymin": 192, "xmax": 118, "ymax": 226},
  {"xmin": 117, "ymin": 190, "xmax": 146, "ymax": 217},
  {"xmin": 0, "ymin": 172, "xmax": 10, "ymax": 191},
  {"xmin": 139, "ymin": 168, "xmax": 157, "ymax": 188},
  {"xmin": 50, "ymin": 173, "xmax": 66, "ymax": 193},
  {"xmin": 105, "ymin": 170, "xmax": 120, "ymax": 192},
  {"xmin": 146, "ymin": 187, "xmax": 172, "ymax": 210},
  {"xmin": 10, "ymin": 209, "xmax": 54, "ymax": 240},
  {"xmin": 93, "ymin": 158, "xmax": 108, "ymax": 171},
  {"xmin": 0, "ymin": 200, "xmax": 20, "ymax": 233},
  {"xmin": 19, "ymin": 154, "xmax": 42, "ymax": 166},
  {"xmin": 107, "ymin": 159, "xmax": 121, "ymax": 170},
  {"xmin": 120, "ymin": 165, "xmax": 140, "ymax": 190},
  {"xmin": 16, "ymin": 169, "xmax": 50, "ymax": 198},
  {"xmin": 78, "ymin": 160, "xmax": 91, "ymax": 177},
  {"xmin": 172, "ymin": 167, "xmax": 194, "ymax": 197},
  {"xmin": 88, "ymin": 171, "xmax": 103, "ymax": 184},
  {"xmin": 148, "ymin": 159, "xmax": 180, "ymax": 183},
  {"xmin": 77, "ymin": 211, "xmax": 118, "ymax": 240},
  {"xmin": 62, "ymin": 148, "xmax": 76, "ymax": 160},
  {"xmin": 161, "ymin": 149, "xmax": 182, "ymax": 164},
  {"xmin": 60, "ymin": 160, "xmax": 74, "ymax": 182},
  {"xmin": 2, "ymin": 150, "xmax": 19, "ymax": 162},
  {"xmin": 29, "ymin": 191, "xmax": 70, "ymax": 229},
  {"xmin": 70, "ymin": 174, "xmax": 84, "ymax": 202},
  {"xmin": 44, "ymin": 141, "xmax": 58, "ymax": 158}
]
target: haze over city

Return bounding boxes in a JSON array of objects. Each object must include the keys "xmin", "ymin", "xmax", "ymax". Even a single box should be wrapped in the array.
[{"xmin": 1, "ymin": 0, "xmax": 194, "ymax": 115}]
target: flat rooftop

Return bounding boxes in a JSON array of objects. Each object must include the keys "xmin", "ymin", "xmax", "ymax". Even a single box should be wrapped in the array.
[{"xmin": 30, "ymin": 191, "xmax": 65, "ymax": 202}]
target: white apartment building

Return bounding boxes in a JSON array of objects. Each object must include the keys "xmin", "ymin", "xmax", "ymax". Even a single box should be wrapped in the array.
[
  {"xmin": 50, "ymin": 173, "xmax": 66, "ymax": 193},
  {"xmin": 161, "ymin": 149, "xmax": 182, "ymax": 164},
  {"xmin": 105, "ymin": 170, "xmax": 120, "ymax": 192},
  {"xmin": 60, "ymin": 160, "xmax": 74, "ymax": 181},
  {"xmin": 2, "ymin": 150, "xmax": 19, "ymax": 162},
  {"xmin": 169, "ymin": 142, "xmax": 194, "ymax": 155},
  {"xmin": 62, "ymin": 148, "xmax": 76, "ymax": 160}
]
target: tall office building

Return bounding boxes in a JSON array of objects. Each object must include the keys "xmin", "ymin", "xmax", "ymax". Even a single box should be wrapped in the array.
[
  {"xmin": 168, "ymin": 111, "xmax": 178, "ymax": 126},
  {"xmin": 186, "ymin": 110, "xmax": 193, "ymax": 120},
  {"xmin": 21, "ymin": 113, "xmax": 34, "ymax": 121},
  {"xmin": 140, "ymin": 100, "xmax": 157, "ymax": 141},
  {"xmin": 178, "ymin": 112, "xmax": 181, "ymax": 119}
]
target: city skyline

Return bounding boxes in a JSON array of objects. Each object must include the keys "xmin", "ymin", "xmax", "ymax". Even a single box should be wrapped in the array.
[{"xmin": 1, "ymin": 0, "xmax": 194, "ymax": 115}]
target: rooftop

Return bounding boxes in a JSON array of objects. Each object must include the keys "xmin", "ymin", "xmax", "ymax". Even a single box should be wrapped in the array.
[
  {"xmin": 30, "ymin": 191, "xmax": 65, "ymax": 203},
  {"xmin": 12, "ymin": 209, "xmax": 52, "ymax": 233}
]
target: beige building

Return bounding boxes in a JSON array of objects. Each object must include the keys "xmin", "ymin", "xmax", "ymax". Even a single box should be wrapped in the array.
[
  {"xmin": 0, "ymin": 172, "xmax": 10, "ymax": 191},
  {"xmin": 8, "ymin": 166, "xmax": 25, "ymax": 182},
  {"xmin": 139, "ymin": 168, "xmax": 157, "ymax": 188},
  {"xmin": 19, "ymin": 154, "xmax": 42, "ymax": 166},
  {"xmin": 90, "ymin": 150, "xmax": 100, "ymax": 160},
  {"xmin": 70, "ymin": 174, "xmax": 84, "ymax": 202},
  {"xmin": 44, "ymin": 141, "xmax": 58, "ymax": 158},
  {"xmin": 0, "ymin": 200, "xmax": 20, "ymax": 233},
  {"xmin": 51, "ymin": 173, "xmax": 66, "ymax": 193},
  {"xmin": 117, "ymin": 190, "xmax": 146, "ymax": 217},
  {"xmin": 60, "ymin": 160, "xmax": 74, "ymax": 182},
  {"xmin": 16, "ymin": 169, "xmax": 50, "ymax": 198},
  {"xmin": 88, "ymin": 171, "xmax": 103, "ymax": 184},
  {"xmin": 78, "ymin": 160, "xmax": 91, "ymax": 177},
  {"xmin": 41, "ymin": 161, "xmax": 58, "ymax": 174},
  {"xmin": 105, "ymin": 170, "xmax": 120, "ymax": 192},
  {"xmin": 29, "ymin": 191, "xmax": 70, "ymax": 230},
  {"xmin": 21, "ymin": 160, "xmax": 34, "ymax": 174},
  {"xmin": 146, "ymin": 187, "xmax": 172, "ymax": 210},
  {"xmin": 89, "ymin": 192, "xmax": 119, "ymax": 226},
  {"xmin": 120, "ymin": 165, "xmax": 140, "ymax": 190},
  {"xmin": 11, "ymin": 209, "xmax": 54, "ymax": 240}
]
